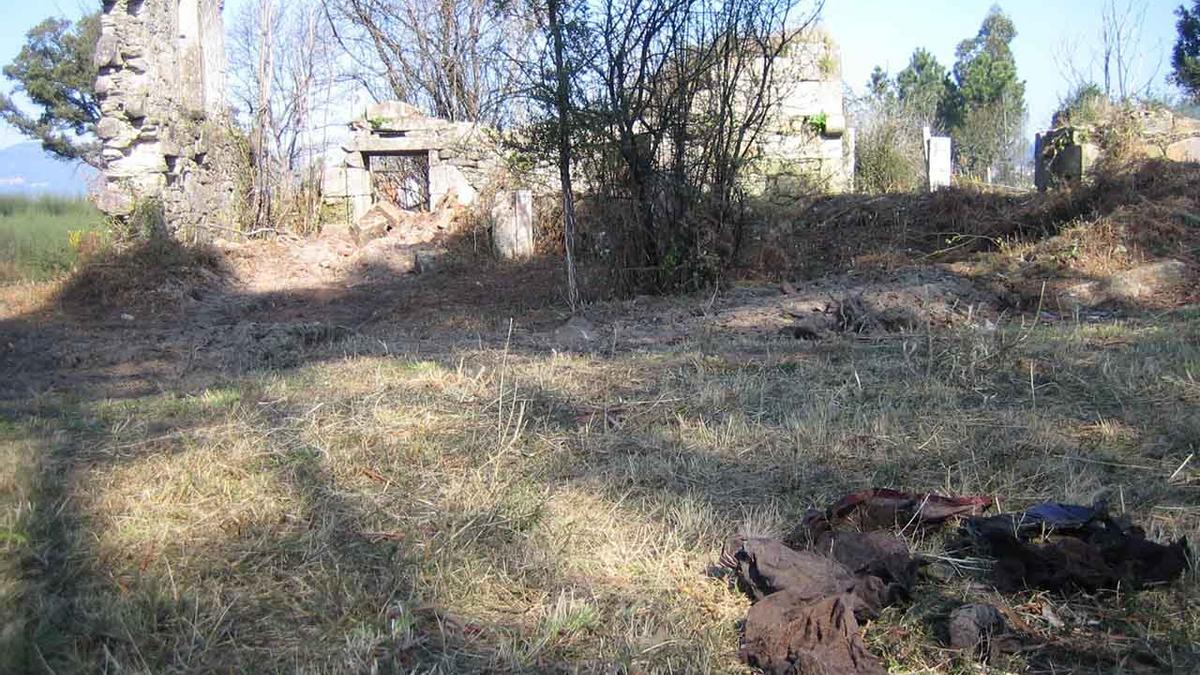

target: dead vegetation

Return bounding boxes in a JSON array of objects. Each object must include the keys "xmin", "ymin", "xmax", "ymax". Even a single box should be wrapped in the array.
[
  {"xmin": 0, "ymin": 160, "xmax": 1198, "ymax": 674},
  {"xmin": 745, "ymin": 160, "xmax": 1200, "ymax": 302}
]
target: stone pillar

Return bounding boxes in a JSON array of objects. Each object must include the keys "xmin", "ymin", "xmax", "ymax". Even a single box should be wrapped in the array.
[
  {"xmin": 926, "ymin": 136, "xmax": 952, "ymax": 191},
  {"xmin": 93, "ymin": 0, "xmax": 241, "ymax": 234},
  {"xmin": 491, "ymin": 190, "xmax": 534, "ymax": 259},
  {"xmin": 321, "ymin": 164, "xmax": 373, "ymax": 223},
  {"xmin": 1034, "ymin": 133, "xmax": 1047, "ymax": 192}
]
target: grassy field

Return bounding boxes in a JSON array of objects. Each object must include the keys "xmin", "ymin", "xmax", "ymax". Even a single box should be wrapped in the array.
[
  {"xmin": 0, "ymin": 195, "xmax": 106, "ymax": 282},
  {"xmin": 2, "ymin": 306, "xmax": 1197, "ymax": 672}
]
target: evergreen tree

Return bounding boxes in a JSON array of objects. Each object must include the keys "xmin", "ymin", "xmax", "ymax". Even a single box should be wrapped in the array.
[
  {"xmin": 0, "ymin": 14, "xmax": 101, "ymax": 166},
  {"xmin": 868, "ymin": 66, "xmax": 893, "ymax": 101},
  {"xmin": 895, "ymin": 48, "xmax": 952, "ymax": 128},
  {"xmin": 946, "ymin": 6, "xmax": 1026, "ymax": 178}
]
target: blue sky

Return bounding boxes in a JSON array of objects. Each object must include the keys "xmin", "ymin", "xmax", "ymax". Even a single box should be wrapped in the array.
[{"xmin": 0, "ymin": 0, "xmax": 1189, "ymax": 150}]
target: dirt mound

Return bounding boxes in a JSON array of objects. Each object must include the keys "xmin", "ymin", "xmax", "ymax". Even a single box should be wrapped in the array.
[
  {"xmin": 55, "ymin": 238, "xmax": 229, "ymax": 319},
  {"xmin": 744, "ymin": 160, "xmax": 1200, "ymax": 312},
  {"xmin": 591, "ymin": 266, "xmax": 1002, "ymax": 350}
]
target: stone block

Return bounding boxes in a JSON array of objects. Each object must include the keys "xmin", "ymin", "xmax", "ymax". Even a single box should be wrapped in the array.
[
  {"xmin": 96, "ymin": 117, "xmax": 126, "ymax": 140},
  {"xmin": 353, "ymin": 201, "xmax": 407, "ymax": 244},
  {"xmin": 926, "ymin": 136, "xmax": 952, "ymax": 191},
  {"xmin": 492, "ymin": 190, "xmax": 534, "ymax": 259},
  {"xmin": 413, "ymin": 247, "xmax": 442, "ymax": 274},
  {"xmin": 1166, "ymin": 137, "xmax": 1200, "ymax": 162},
  {"xmin": 322, "ymin": 166, "xmax": 371, "ymax": 198},
  {"xmin": 366, "ymin": 100, "xmax": 423, "ymax": 122},
  {"xmin": 429, "ymin": 163, "xmax": 477, "ymax": 206},
  {"xmin": 94, "ymin": 32, "xmax": 122, "ymax": 69},
  {"xmin": 92, "ymin": 181, "xmax": 135, "ymax": 216}
]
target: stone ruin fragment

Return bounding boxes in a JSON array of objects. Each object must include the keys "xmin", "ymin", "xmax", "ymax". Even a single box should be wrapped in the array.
[
  {"xmin": 324, "ymin": 101, "xmax": 539, "ymax": 259},
  {"xmin": 93, "ymin": 0, "xmax": 241, "ymax": 233}
]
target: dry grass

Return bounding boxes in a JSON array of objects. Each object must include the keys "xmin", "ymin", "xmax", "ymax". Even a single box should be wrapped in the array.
[
  {"xmin": 2, "ymin": 302, "xmax": 1198, "ymax": 673},
  {"xmin": 743, "ymin": 160, "xmax": 1200, "ymax": 285}
]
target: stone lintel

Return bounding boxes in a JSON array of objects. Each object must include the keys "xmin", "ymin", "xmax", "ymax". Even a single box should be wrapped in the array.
[{"xmin": 344, "ymin": 136, "xmax": 448, "ymax": 155}]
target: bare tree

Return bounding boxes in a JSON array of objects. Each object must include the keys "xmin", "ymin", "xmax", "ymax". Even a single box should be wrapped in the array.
[
  {"xmin": 1054, "ymin": 0, "xmax": 1162, "ymax": 106},
  {"xmin": 545, "ymin": 0, "xmax": 581, "ymax": 310},
  {"xmin": 231, "ymin": 0, "xmax": 340, "ymax": 232},
  {"xmin": 1100, "ymin": 0, "xmax": 1159, "ymax": 100},
  {"xmin": 578, "ymin": 0, "xmax": 822, "ymax": 286},
  {"xmin": 322, "ymin": 0, "xmax": 524, "ymax": 125}
]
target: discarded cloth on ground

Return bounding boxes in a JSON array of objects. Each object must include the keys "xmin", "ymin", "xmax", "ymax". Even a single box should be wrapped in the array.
[
  {"xmin": 806, "ymin": 488, "xmax": 992, "ymax": 532},
  {"xmin": 960, "ymin": 502, "xmax": 1190, "ymax": 592},
  {"xmin": 741, "ymin": 591, "xmax": 886, "ymax": 675},
  {"xmin": 722, "ymin": 534, "xmax": 915, "ymax": 674}
]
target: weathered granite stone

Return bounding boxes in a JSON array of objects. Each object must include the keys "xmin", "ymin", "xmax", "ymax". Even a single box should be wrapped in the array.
[
  {"xmin": 491, "ymin": 190, "xmax": 534, "ymax": 259},
  {"xmin": 926, "ymin": 136, "xmax": 952, "ymax": 191},
  {"xmin": 744, "ymin": 28, "xmax": 853, "ymax": 196},
  {"xmin": 353, "ymin": 201, "xmax": 407, "ymax": 244},
  {"xmin": 94, "ymin": 0, "xmax": 242, "ymax": 235}
]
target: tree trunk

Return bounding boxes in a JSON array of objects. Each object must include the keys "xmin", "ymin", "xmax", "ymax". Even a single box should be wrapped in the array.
[{"xmin": 547, "ymin": 0, "xmax": 581, "ymax": 311}]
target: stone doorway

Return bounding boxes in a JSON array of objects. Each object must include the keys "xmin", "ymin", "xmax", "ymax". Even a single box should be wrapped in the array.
[{"xmin": 369, "ymin": 154, "xmax": 430, "ymax": 211}]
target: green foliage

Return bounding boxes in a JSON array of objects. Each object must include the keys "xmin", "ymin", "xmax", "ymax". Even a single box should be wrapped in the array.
[
  {"xmin": 114, "ymin": 198, "xmax": 168, "ymax": 243},
  {"xmin": 0, "ymin": 194, "xmax": 106, "ymax": 281},
  {"xmin": 945, "ymin": 6, "xmax": 1027, "ymax": 177},
  {"xmin": 1173, "ymin": 1, "xmax": 1200, "ymax": 100},
  {"xmin": 805, "ymin": 112, "xmax": 828, "ymax": 135},
  {"xmin": 1053, "ymin": 83, "xmax": 1108, "ymax": 127},
  {"xmin": 854, "ymin": 108, "xmax": 925, "ymax": 193},
  {"xmin": 0, "ymin": 14, "xmax": 101, "ymax": 166},
  {"xmin": 895, "ymin": 48, "xmax": 952, "ymax": 126}
]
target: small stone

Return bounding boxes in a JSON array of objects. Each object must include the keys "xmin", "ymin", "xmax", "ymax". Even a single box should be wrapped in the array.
[
  {"xmin": 413, "ymin": 249, "xmax": 440, "ymax": 274},
  {"xmin": 947, "ymin": 603, "xmax": 1019, "ymax": 659},
  {"xmin": 553, "ymin": 316, "xmax": 599, "ymax": 351}
]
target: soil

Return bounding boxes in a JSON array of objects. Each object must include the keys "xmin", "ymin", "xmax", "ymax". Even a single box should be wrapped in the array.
[{"xmin": 3, "ymin": 160, "xmax": 1197, "ymax": 402}]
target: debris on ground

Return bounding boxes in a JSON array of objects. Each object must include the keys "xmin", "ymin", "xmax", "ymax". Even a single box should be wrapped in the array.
[
  {"xmin": 741, "ymin": 591, "xmax": 885, "ymax": 675},
  {"xmin": 960, "ymin": 502, "xmax": 1190, "ymax": 593},
  {"xmin": 805, "ymin": 488, "xmax": 993, "ymax": 532},
  {"xmin": 723, "ymin": 535, "xmax": 910, "ymax": 674},
  {"xmin": 770, "ymin": 267, "xmax": 1003, "ymax": 340},
  {"xmin": 723, "ymin": 490, "xmax": 1190, "ymax": 673},
  {"xmin": 947, "ymin": 603, "xmax": 1019, "ymax": 658},
  {"xmin": 553, "ymin": 316, "xmax": 599, "ymax": 351},
  {"xmin": 353, "ymin": 201, "xmax": 406, "ymax": 244},
  {"xmin": 204, "ymin": 321, "xmax": 351, "ymax": 370}
]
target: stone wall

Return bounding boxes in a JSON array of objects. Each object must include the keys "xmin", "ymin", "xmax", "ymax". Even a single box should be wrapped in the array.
[
  {"xmin": 743, "ymin": 29, "xmax": 854, "ymax": 202},
  {"xmin": 1035, "ymin": 108, "xmax": 1200, "ymax": 191},
  {"xmin": 93, "ymin": 0, "xmax": 241, "ymax": 234}
]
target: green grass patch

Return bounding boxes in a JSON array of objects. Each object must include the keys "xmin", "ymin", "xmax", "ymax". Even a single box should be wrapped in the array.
[{"xmin": 0, "ymin": 194, "xmax": 107, "ymax": 282}]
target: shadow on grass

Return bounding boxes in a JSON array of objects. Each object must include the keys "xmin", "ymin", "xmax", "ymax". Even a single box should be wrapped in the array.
[{"xmin": 0, "ymin": 186, "xmax": 1197, "ymax": 671}]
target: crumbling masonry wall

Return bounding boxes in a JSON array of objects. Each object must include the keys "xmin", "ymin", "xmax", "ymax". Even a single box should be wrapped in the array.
[
  {"xmin": 93, "ymin": 0, "xmax": 241, "ymax": 233},
  {"xmin": 745, "ymin": 29, "xmax": 854, "ymax": 201}
]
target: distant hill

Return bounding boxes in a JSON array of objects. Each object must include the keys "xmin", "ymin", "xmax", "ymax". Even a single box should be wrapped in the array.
[{"xmin": 0, "ymin": 142, "xmax": 96, "ymax": 196}]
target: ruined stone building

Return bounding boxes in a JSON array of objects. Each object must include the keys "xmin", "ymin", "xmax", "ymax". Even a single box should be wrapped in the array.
[
  {"xmin": 1035, "ymin": 107, "xmax": 1200, "ymax": 191},
  {"xmin": 322, "ymin": 29, "xmax": 854, "ymax": 252},
  {"xmin": 746, "ymin": 29, "xmax": 854, "ymax": 200},
  {"xmin": 93, "ymin": 0, "xmax": 240, "ymax": 232}
]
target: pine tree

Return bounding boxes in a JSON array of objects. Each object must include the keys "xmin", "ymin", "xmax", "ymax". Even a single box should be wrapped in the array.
[
  {"xmin": 0, "ymin": 14, "xmax": 101, "ymax": 166},
  {"xmin": 896, "ymin": 48, "xmax": 952, "ymax": 128},
  {"xmin": 946, "ymin": 6, "xmax": 1026, "ymax": 178}
]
